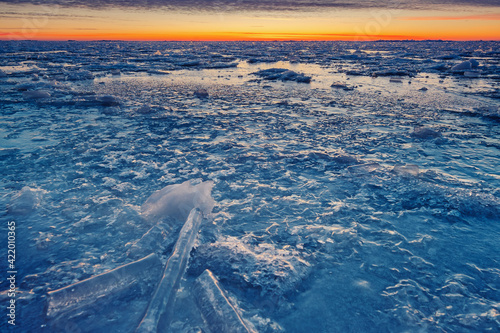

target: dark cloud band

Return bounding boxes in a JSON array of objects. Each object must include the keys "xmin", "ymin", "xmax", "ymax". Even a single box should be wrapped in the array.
[{"xmin": 0, "ymin": 0, "xmax": 498, "ymax": 11}]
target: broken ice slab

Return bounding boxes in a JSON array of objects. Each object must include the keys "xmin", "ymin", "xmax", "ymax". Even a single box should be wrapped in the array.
[
  {"xmin": 127, "ymin": 224, "xmax": 172, "ymax": 260},
  {"xmin": 464, "ymin": 70, "xmax": 481, "ymax": 78},
  {"xmin": 22, "ymin": 90, "xmax": 51, "ymax": 99},
  {"xmin": 346, "ymin": 162, "xmax": 381, "ymax": 175},
  {"xmin": 411, "ymin": 126, "xmax": 441, "ymax": 139},
  {"xmin": 392, "ymin": 164, "xmax": 419, "ymax": 177},
  {"xmin": 141, "ymin": 179, "xmax": 215, "ymax": 222},
  {"xmin": 7, "ymin": 186, "xmax": 45, "ymax": 215},
  {"xmin": 189, "ymin": 236, "xmax": 311, "ymax": 297},
  {"xmin": 252, "ymin": 68, "xmax": 311, "ymax": 83},
  {"xmin": 389, "ymin": 77, "xmax": 403, "ymax": 83},
  {"xmin": 136, "ymin": 208, "xmax": 203, "ymax": 333},
  {"xmin": 330, "ymin": 81, "xmax": 354, "ymax": 90},
  {"xmin": 194, "ymin": 269, "xmax": 257, "ymax": 333},
  {"xmin": 46, "ymin": 253, "xmax": 163, "ymax": 319}
]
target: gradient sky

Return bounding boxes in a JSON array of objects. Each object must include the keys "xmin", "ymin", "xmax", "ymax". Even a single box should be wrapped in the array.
[{"xmin": 0, "ymin": 0, "xmax": 499, "ymax": 41}]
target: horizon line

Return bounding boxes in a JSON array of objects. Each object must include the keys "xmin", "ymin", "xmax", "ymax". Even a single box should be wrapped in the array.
[{"xmin": 1, "ymin": 38, "xmax": 499, "ymax": 42}]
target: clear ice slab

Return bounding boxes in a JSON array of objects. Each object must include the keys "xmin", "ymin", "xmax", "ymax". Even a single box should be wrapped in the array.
[
  {"xmin": 46, "ymin": 253, "xmax": 163, "ymax": 320},
  {"xmin": 194, "ymin": 269, "xmax": 257, "ymax": 333},
  {"xmin": 136, "ymin": 208, "xmax": 203, "ymax": 333}
]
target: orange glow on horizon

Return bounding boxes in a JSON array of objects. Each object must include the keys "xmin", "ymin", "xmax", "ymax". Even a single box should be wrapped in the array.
[{"xmin": 1, "ymin": 30, "xmax": 499, "ymax": 42}]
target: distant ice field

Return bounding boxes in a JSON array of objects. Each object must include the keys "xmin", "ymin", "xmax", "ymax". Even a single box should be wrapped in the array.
[{"xmin": 0, "ymin": 41, "xmax": 499, "ymax": 333}]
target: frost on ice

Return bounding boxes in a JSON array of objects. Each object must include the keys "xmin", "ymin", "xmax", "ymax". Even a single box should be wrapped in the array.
[{"xmin": 141, "ymin": 180, "xmax": 215, "ymax": 223}]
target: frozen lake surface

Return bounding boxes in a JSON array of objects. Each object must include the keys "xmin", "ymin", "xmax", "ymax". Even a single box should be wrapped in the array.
[{"xmin": 0, "ymin": 40, "xmax": 499, "ymax": 332}]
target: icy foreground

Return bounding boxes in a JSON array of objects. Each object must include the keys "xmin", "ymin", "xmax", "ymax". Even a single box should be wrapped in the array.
[{"xmin": 0, "ymin": 40, "xmax": 499, "ymax": 333}]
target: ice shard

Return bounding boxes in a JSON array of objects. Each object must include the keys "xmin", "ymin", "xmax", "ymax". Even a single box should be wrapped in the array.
[
  {"xmin": 46, "ymin": 253, "xmax": 163, "ymax": 319},
  {"xmin": 194, "ymin": 269, "xmax": 258, "ymax": 333},
  {"xmin": 136, "ymin": 208, "xmax": 203, "ymax": 333}
]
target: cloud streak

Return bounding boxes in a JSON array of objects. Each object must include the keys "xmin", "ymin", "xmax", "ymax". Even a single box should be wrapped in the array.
[
  {"xmin": 0, "ymin": 0, "xmax": 498, "ymax": 12},
  {"xmin": 399, "ymin": 13, "xmax": 500, "ymax": 20}
]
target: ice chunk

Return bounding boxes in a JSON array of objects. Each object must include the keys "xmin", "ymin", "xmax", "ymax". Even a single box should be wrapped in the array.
[
  {"xmin": 141, "ymin": 180, "xmax": 215, "ymax": 222},
  {"xmin": 136, "ymin": 208, "xmax": 203, "ymax": 332},
  {"xmin": 346, "ymin": 163, "xmax": 381, "ymax": 174},
  {"xmin": 97, "ymin": 95, "xmax": 120, "ymax": 106},
  {"xmin": 331, "ymin": 154, "xmax": 359, "ymax": 165},
  {"xmin": 189, "ymin": 236, "xmax": 311, "ymax": 296},
  {"xmin": 392, "ymin": 164, "xmax": 419, "ymax": 177},
  {"xmin": 15, "ymin": 83, "xmax": 35, "ymax": 91},
  {"xmin": 464, "ymin": 71, "xmax": 480, "ymax": 78},
  {"xmin": 135, "ymin": 104, "xmax": 153, "ymax": 114},
  {"xmin": 411, "ymin": 126, "xmax": 441, "ymax": 139},
  {"xmin": 427, "ymin": 63, "xmax": 448, "ymax": 71},
  {"xmin": 253, "ymin": 68, "xmax": 311, "ymax": 83},
  {"xmin": 46, "ymin": 253, "xmax": 163, "ymax": 319},
  {"xmin": 451, "ymin": 60, "xmax": 472, "ymax": 72},
  {"xmin": 372, "ymin": 69, "xmax": 411, "ymax": 77},
  {"xmin": 194, "ymin": 88, "xmax": 209, "ymax": 99},
  {"xmin": 468, "ymin": 59, "xmax": 479, "ymax": 68},
  {"xmin": 7, "ymin": 186, "xmax": 45, "ymax": 215},
  {"xmin": 389, "ymin": 77, "xmax": 403, "ymax": 83},
  {"xmin": 22, "ymin": 90, "xmax": 51, "ymax": 99},
  {"xmin": 194, "ymin": 270, "xmax": 257, "ymax": 333},
  {"xmin": 330, "ymin": 82, "xmax": 354, "ymax": 90},
  {"xmin": 178, "ymin": 60, "xmax": 201, "ymax": 67}
]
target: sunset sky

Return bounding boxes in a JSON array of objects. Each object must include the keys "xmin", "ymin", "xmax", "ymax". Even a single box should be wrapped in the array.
[{"xmin": 0, "ymin": 0, "xmax": 499, "ymax": 41}]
